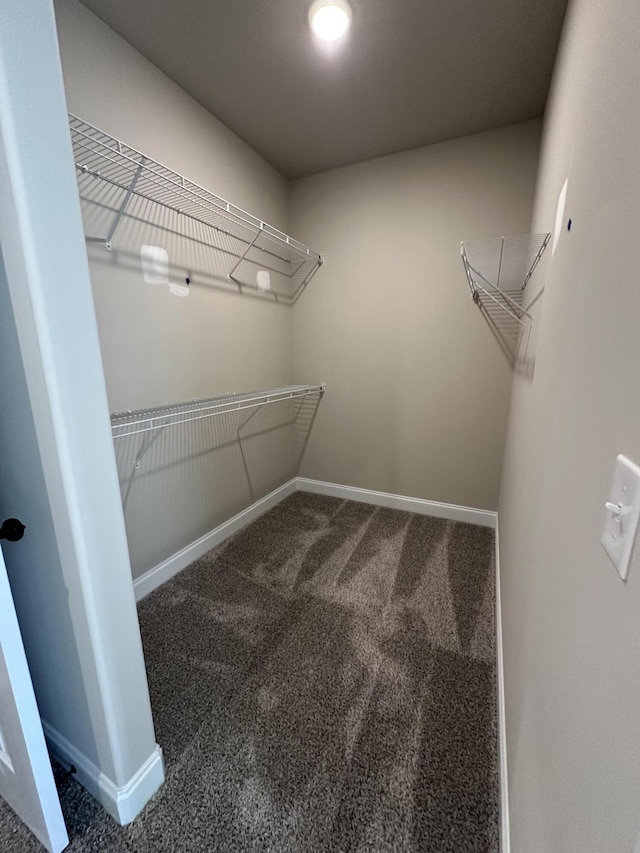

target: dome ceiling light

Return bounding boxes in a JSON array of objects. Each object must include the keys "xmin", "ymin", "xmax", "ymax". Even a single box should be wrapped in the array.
[{"xmin": 308, "ymin": 0, "xmax": 352, "ymax": 42}]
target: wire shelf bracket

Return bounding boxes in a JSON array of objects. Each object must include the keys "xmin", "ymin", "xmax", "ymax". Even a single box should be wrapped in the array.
[
  {"xmin": 460, "ymin": 232, "xmax": 550, "ymax": 328},
  {"xmin": 69, "ymin": 114, "xmax": 324, "ymax": 302}
]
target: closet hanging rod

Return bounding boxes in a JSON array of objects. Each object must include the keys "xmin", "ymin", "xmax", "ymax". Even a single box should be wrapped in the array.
[
  {"xmin": 111, "ymin": 384, "xmax": 326, "ymax": 440},
  {"xmin": 69, "ymin": 116, "xmax": 322, "ymax": 267}
]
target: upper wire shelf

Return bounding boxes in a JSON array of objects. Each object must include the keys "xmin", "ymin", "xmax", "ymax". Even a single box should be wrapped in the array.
[
  {"xmin": 69, "ymin": 114, "xmax": 323, "ymax": 302},
  {"xmin": 111, "ymin": 384, "xmax": 326, "ymax": 440},
  {"xmin": 460, "ymin": 233, "xmax": 550, "ymax": 327}
]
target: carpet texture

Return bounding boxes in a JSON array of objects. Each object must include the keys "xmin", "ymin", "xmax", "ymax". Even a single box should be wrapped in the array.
[{"xmin": 0, "ymin": 492, "xmax": 498, "ymax": 852}]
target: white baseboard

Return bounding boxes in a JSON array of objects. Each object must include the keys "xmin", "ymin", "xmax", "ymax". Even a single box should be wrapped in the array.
[
  {"xmin": 494, "ymin": 518, "xmax": 510, "ymax": 853},
  {"xmin": 42, "ymin": 722, "xmax": 164, "ymax": 825},
  {"xmin": 296, "ymin": 478, "xmax": 497, "ymax": 528},
  {"xmin": 134, "ymin": 477, "xmax": 495, "ymax": 602},
  {"xmin": 133, "ymin": 478, "xmax": 298, "ymax": 601}
]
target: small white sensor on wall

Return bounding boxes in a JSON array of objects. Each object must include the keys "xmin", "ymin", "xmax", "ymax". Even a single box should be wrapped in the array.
[
  {"xmin": 140, "ymin": 244, "xmax": 170, "ymax": 285},
  {"xmin": 256, "ymin": 270, "xmax": 271, "ymax": 292},
  {"xmin": 140, "ymin": 245, "xmax": 190, "ymax": 297}
]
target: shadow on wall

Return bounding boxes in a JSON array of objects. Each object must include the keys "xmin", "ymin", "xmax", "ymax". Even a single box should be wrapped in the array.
[{"xmin": 112, "ymin": 394, "xmax": 323, "ymax": 578}]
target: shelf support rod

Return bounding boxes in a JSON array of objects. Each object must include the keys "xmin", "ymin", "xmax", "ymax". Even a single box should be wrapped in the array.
[
  {"xmin": 121, "ymin": 417, "xmax": 169, "ymax": 511},
  {"xmin": 496, "ymin": 236, "xmax": 505, "ymax": 290},
  {"xmin": 236, "ymin": 406, "xmax": 261, "ymax": 439},
  {"xmin": 460, "ymin": 248, "xmax": 476, "ymax": 298},
  {"xmin": 104, "ymin": 157, "xmax": 146, "ymax": 250},
  {"xmin": 227, "ymin": 226, "xmax": 263, "ymax": 284},
  {"xmin": 236, "ymin": 405, "xmax": 264, "ymax": 500},
  {"xmin": 294, "ymin": 390, "xmax": 323, "ymax": 472},
  {"xmin": 522, "ymin": 232, "xmax": 551, "ymax": 289}
]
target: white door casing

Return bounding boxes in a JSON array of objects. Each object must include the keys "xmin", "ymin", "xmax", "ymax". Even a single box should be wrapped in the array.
[{"xmin": 0, "ymin": 0, "xmax": 163, "ymax": 826}]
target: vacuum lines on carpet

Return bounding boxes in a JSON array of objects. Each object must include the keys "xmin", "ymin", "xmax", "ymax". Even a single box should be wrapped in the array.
[{"xmin": 0, "ymin": 491, "xmax": 498, "ymax": 852}]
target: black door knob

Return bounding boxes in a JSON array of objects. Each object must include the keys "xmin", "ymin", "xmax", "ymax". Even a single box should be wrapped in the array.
[{"xmin": 0, "ymin": 518, "xmax": 26, "ymax": 542}]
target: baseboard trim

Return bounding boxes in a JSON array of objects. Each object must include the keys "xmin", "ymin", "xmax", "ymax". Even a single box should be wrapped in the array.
[
  {"xmin": 494, "ymin": 518, "xmax": 510, "ymax": 853},
  {"xmin": 42, "ymin": 722, "xmax": 164, "ymax": 825},
  {"xmin": 296, "ymin": 478, "xmax": 497, "ymax": 528},
  {"xmin": 133, "ymin": 478, "xmax": 298, "ymax": 601},
  {"xmin": 134, "ymin": 477, "xmax": 496, "ymax": 601}
]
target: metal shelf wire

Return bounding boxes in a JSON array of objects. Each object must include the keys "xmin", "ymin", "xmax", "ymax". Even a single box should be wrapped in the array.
[
  {"xmin": 460, "ymin": 233, "xmax": 550, "ymax": 327},
  {"xmin": 111, "ymin": 384, "xmax": 325, "ymax": 510},
  {"xmin": 69, "ymin": 114, "xmax": 323, "ymax": 302},
  {"xmin": 111, "ymin": 384, "xmax": 326, "ymax": 440}
]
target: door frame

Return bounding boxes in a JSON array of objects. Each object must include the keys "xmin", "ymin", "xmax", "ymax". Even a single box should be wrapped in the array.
[{"xmin": 0, "ymin": 0, "xmax": 163, "ymax": 825}]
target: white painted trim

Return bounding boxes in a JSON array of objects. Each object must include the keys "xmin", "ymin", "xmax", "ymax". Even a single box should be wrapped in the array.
[
  {"xmin": 494, "ymin": 518, "xmax": 510, "ymax": 853},
  {"xmin": 295, "ymin": 478, "xmax": 497, "ymax": 528},
  {"xmin": 133, "ymin": 479, "xmax": 298, "ymax": 601},
  {"xmin": 135, "ymin": 477, "xmax": 497, "ymax": 602},
  {"xmin": 42, "ymin": 722, "xmax": 164, "ymax": 826}
]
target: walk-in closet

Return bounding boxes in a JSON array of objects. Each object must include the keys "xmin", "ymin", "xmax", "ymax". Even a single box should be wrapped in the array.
[{"xmin": 3, "ymin": 0, "xmax": 640, "ymax": 851}]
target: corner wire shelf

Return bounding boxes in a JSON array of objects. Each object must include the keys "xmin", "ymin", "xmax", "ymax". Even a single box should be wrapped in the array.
[
  {"xmin": 460, "ymin": 233, "xmax": 550, "ymax": 327},
  {"xmin": 68, "ymin": 114, "xmax": 324, "ymax": 302}
]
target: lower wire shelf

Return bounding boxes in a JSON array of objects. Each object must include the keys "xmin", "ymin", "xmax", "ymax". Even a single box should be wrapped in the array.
[
  {"xmin": 111, "ymin": 384, "xmax": 326, "ymax": 508},
  {"xmin": 111, "ymin": 384, "xmax": 326, "ymax": 440}
]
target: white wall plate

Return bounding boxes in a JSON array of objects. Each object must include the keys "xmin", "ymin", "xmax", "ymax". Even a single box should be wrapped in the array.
[{"xmin": 601, "ymin": 454, "xmax": 640, "ymax": 580}]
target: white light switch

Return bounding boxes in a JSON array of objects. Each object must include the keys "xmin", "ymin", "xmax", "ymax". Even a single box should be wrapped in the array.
[{"xmin": 601, "ymin": 454, "xmax": 640, "ymax": 580}]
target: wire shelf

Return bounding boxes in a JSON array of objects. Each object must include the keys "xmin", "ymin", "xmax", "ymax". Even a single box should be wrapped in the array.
[
  {"xmin": 460, "ymin": 232, "xmax": 550, "ymax": 327},
  {"xmin": 111, "ymin": 384, "xmax": 326, "ymax": 440},
  {"xmin": 69, "ymin": 115, "xmax": 323, "ymax": 302},
  {"xmin": 111, "ymin": 384, "xmax": 325, "ymax": 511}
]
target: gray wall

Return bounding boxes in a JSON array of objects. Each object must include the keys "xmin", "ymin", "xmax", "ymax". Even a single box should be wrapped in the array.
[
  {"xmin": 55, "ymin": 0, "xmax": 302, "ymax": 578},
  {"xmin": 289, "ymin": 121, "xmax": 541, "ymax": 511},
  {"xmin": 498, "ymin": 1, "xmax": 640, "ymax": 850}
]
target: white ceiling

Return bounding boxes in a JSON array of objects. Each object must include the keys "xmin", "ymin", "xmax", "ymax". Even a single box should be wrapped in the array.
[{"xmin": 78, "ymin": 0, "xmax": 569, "ymax": 179}]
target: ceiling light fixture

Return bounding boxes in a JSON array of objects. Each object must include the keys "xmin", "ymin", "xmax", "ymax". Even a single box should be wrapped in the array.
[{"xmin": 309, "ymin": 0, "xmax": 352, "ymax": 42}]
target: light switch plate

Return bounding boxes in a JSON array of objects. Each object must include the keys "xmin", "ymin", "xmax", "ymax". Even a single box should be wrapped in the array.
[{"xmin": 601, "ymin": 454, "xmax": 640, "ymax": 580}]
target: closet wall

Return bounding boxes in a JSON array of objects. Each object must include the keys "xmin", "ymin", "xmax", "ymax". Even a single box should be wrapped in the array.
[
  {"xmin": 54, "ymin": 0, "xmax": 299, "ymax": 577},
  {"xmin": 55, "ymin": 0, "xmax": 541, "ymax": 581},
  {"xmin": 499, "ymin": 0, "xmax": 640, "ymax": 850},
  {"xmin": 289, "ymin": 120, "xmax": 541, "ymax": 511}
]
